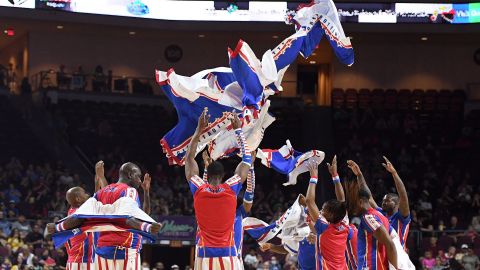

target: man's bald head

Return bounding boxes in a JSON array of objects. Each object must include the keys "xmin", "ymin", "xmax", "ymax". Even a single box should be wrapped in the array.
[
  {"xmin": 119, "ymin": 162, "xmax": 142, "ymax": 189},
  {"xmin": 66, "ymin": 187, "xmax": 89, "ymax": 208}
]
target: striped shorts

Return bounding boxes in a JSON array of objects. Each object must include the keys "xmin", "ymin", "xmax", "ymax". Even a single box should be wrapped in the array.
[
  {"xmin": 194, "ymin": 256, "xmax": 242, "ymax": 270},
  {"xmin": 95, "ymin": 249, "xmax": 141, "ymax": 270},
  {"xmin": 66, "ymin": 262, "xmax": 94, "ymax": 270}
]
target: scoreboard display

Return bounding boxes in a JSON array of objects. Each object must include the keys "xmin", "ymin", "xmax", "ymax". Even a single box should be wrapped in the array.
[{"xmin": 1, "ymin": 0, "xmax": 479, "ymax": 24}]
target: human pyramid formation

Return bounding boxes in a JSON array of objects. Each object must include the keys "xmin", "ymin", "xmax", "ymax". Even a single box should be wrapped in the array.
[{"xmin": 46, "ymin": 0, "xmax": 415, "ymax": 269}]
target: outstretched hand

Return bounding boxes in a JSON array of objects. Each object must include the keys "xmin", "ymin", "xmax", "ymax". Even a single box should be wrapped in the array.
[
  {"xmin": 381, "ymin": 156, "xmax": 397, "ymax": 174},
  {"xmin": 95, "ymin": 160, "xmax": 105, "ymax": 177},
  {"xmin": 305, "ymin": 160, "xmax": 319, "ymax": 178},
  {"xmin": 202, "ymin": 151, "xmax": 212, "ymax": 168},
  {"xmin": 150, "ymin": 222, "xmax": 162, "ymax": 234},
  {"xmin": 347, "ymin": 160, "xmax": 362, "ymax": 176},
  {"xmin": 327, "ymin": 155, "xmax": 338, "ymax": 176},
  {"xmin": 46, "ymin": 223, "xmax": 55, "ymax": 235},
  {"xmin": 197, "ymin": 108, "xmax": 210, "ymax": 133},
  {"xmin": 229, "ymin": 111, "xmax": 242, "ymax": 130},
  {"xmin": 141, "ymin": 173, "xmax": 151, "ymax": 192}
]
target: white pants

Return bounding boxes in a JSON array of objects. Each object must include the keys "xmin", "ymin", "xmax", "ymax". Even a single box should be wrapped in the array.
[
  {"xmin": 66, "ymin": 262, "xmax": 94, "ymax": 270},
  {"xmin": 194, "ymin": 256, "xmax": 242, "ymax": 270},
  {"xmin": 95, "ymin": 249, "xmax": 140, "ymax": 270}
]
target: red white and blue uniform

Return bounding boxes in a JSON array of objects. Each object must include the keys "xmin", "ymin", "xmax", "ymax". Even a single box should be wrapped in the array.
[
  {"xmin": 345, "ymin": 224, "xmax": 358, "ymax": 270},
  {"xmin": 377, "ymin": 207, "xmax": 410, "ymax": 250},
  {"xmin": 298, "ymin": 237, "xmax": 316, "ymax": 270},
  {"xmin": 190, "ymin": 174, "xmax": 243, "ymax": 269},
  {"xmin": 357, "ymin": 208, "xmax": 391, "ymax": 270},
  {"xmin": 314, "ymin": 217, "xmax": 351, "ymax": 270},
  {"xmin": 233, "ymin": 205, "xmax": 247, "ymax": 261},
  {"xmin": 93, "ymin": 183, "xmax": 142, "ymax": 270},
  {"xmin": 65, "ymin": 207, "xmax": 96, "ymax": 270}
]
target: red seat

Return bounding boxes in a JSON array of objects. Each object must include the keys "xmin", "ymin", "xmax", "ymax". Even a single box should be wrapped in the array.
[
  {"xmin": 358, "ymin": 88, "xmax": 370, "ymax": 109},
  {"xmin": 371, "ymin": 88, "xmax": 384, "ymax": 110},
  {"xmin": 398, "ymin": 89, "xmax": 411, "ymax": 111}
]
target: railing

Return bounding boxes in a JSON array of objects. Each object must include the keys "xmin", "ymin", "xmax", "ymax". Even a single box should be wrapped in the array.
[{"xmin": 30, "ymin": 70, "xmax": 163, "ymax": 96}]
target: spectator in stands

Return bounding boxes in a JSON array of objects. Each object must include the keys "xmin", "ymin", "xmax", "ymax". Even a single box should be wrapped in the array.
[
  {"xmin": 421, "ymin": 250, "xmax": 436, "ymax": 270},
  {"xmin": 141, "ymin": 262, "xmax": 150, "ymax": 270},
  {"xmin": 0, "ymin": 211, "xmax": 11, "ymax": 237},
  {"xmin": 455, "ymin": 244, "xmax": 470, "ymax": 262},
  {"xmin": 25, "ymin": 224, "xmax": 44, "ymax": 249},
  {"xmin": 154, "ymin": 262, "xmax": 165, "ymax": 270},
  {"xmin": 461, "ymin": 246, "xmax": 479, "ymax": 270},
  {"xmin": 7, "ymin": 229, "xmax": 24, "ymax": 253},
  {"xmin": 57, "ymin": 65, "xmax": 70, "ymax": 90},
  {"xmin": 72, "ymin": 65, "xmax": 86, "ymax": 91},
  {"xmin": 431, "ymin": 257, "xmax": 447, "ymax": 270},
  {"xmin": 244, "ymin": 249, "xmax": 259, "ymax": 270},
  {"xmin": 5, "ymin": 184, "xmax": 21, "ymax": 204},
  {"xmin": 11, "ymin": 215, "xmax": 32, "ymax": 237},
  {"xmin": 92, "ymin": 65, "xmax": 106, "ymax": 92},
  {"xmin": 5, "ymin": 200, "xmax": 19, "ymax": 218},
  {"xmin": 17, "ymin": 244, "xmax": 34, "ymax": 267},
  {"xmin": 450, "ymin": 216, "xmax": 460, "ymax": 230}
]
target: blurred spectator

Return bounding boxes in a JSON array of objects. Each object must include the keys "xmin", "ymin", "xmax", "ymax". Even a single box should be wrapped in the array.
[
  {"xmin": 141, "ymin": 262, "xmax": 150, "ymax": 270},
  {"xmin": 25, "ymin": 224, "xmax": 44, "ymax": 249},
  {"xmin": 92, "ymin": 65, "xmax": 106, "ymax": 92},
  {"xmin": 431, "ymin": 257, "xmax": 447, "ymax": 270},
  {"xmin": 455, "ymin": 244, "xmax": 469, "ymax": 262},
  {"xmin": 461, "ymin": 246, "xmax": 479, "ymax": 270},
  {"xmin": 7, "ymin": 229, "xmax": 24, "ymax": 253},
  {"xmin": 421, "ymin": 250, "xmax": 435, "ymax": 270},
  {"xmin": 244, "ymin": 249, "xmax": 259, "ymax": 270},
  {"xmin": 72, "ymin": 66, "xmax": 86, "ymax": 91},
  {"xmin": 11, "ymin": 216, "xmax": 31, "ymax": 237},
  {"xmin": 0, "ymin": 211, "xmax": 11, "ymax": 237},
  {"xmin": 57, "ymin": 65, "xmax": 70, "ymax": 90}
]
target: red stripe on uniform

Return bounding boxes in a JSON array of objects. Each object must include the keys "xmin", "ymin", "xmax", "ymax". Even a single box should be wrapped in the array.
[
  {"xmin": 104, "ymin": 258, "xmax": 109, "ymax": 270},
  {"xmin": 219, "ymin": 257, "xmax": 225, "ymax": 270},
  {"xmin": 209, "ymin": 258, "xmax": 213, "ymax": 270},
  {"xmin": 135, "ymin": 253, "xmax": 139, "ymax": 270},
  {"xmin": 229, "ymin": 257, "xmax": 234, "ymax": 269},
  {"xmin": 98, "ymin": 258, "xmax": 103, "ymax": 270},
  {"xmin": 123, "ymin": 249, "xmax": 128, "ymax": 270}
]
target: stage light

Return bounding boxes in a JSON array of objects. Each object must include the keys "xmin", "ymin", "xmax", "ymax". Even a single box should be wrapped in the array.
[
  {"xmin": 309, "ymin": 61, "xmax": 316, "ymax": 64},
  {"xmin": 129, "ymin": 31, "xmax": 136, "ymax": 35},
  {"xmin": 57, "ymin": 25, "xmax": 64, "ymax": 29},
  {"xmin": 421, "ymin": 37, "xmax": 428, "ymax": 41},
  {"xmin": 272, "ymin": 35, "xmax": 279, "ymax": 39},
  {"xmin": 198, "ymin": 34, "xmax": 206, "ymax": 38}
]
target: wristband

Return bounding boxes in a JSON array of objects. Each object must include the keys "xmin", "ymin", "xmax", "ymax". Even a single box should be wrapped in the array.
[
  {"xmin": 234, "ymin": 128, "xmax": 252, "ymax": 165},
  {"xmin": 55, "ymin": 222, "xmax": 66, "ymax": 232},
  {"xmin": 332, "ymin": 175, "xmax": 340, "ymax": 183},
  {"xmin": 309, "ymin": 177, "xmax": 318, "ymax": 184},
  {"xmin": 244, "ymin": 191, "xmax": 254, "ymax": 203},
  {"xmin": 141, "ymin": 222, "xmax": 152, "ymax": 233}
]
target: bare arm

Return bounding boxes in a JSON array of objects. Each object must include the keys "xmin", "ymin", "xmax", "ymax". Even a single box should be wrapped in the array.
[
  {"xmin": 373, "ymin": 226, "xmax": 398, "ymax": 269},
  {"xmin": 185, "ymin": 108, "xmax": 209, "ymax": 181},
  {"xmin": 142, "ymin": 173, "xmax": 151, "ymax": 215},
  {"xmin": 347, "ymin": 160, "xmax": 379, "ymax": 209},
  {"xmin": 305, "ymin": 160, "xmax": 321, "ymax": 221},
  {"xmin": 382, "ymin": 156, "xmax": 410, "ymax": 217},
  {"xmin": 95, "ymin": 161, "xmax": 108, "ymax": 192},
  {"xmin": 259, "ymin": 243, "xmax": 289, "ymax": 255},
  {"xmin": 46, "ymin": 217, "xmax": 84, "ymax": 234},
  {"xmin": 125, "ymin": 218, "xmax": 161, "ymax": 234},
  {"xmin": 328, "ymin": 155, "xmax": 345, "ymax": 202},
  {"xmin": 231, "ymin": 112, "xmax": 252, "ymax": 183},
  {"xmin": 243, "ymin": 153, "xmax": 256, "ymax": 213}
]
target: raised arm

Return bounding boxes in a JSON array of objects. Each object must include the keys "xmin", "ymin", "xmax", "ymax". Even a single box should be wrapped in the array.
[
  {"xmin": 327, "ymin": 155, "xmax": 345, "ymax": 202},
  {"xmin": 243, "ymin": 153, "xmax": 256, "ymax": 213},
  {"xmin": 231, "ymin": 112, "xmax": 252, "ymax": 183},
  {"xmin": 185, "ymin": 108, "xmax": 209, "ymax": 181},
  {"xmin": 201, "ymin": 151, "xmax": 211, "ymax": 183},
  {"xmin": 373, "ymin": 226, "xmax": 398, "ymax": 269},
  {"xmin": 141, "ymin": 173, "xmax": 151, "ymax": 215},
  {"xmin": 95, "ymin": 161, "xmax": 108, "ymax": 192},
  {"xmin": 347, "ymin": 160, "xmax": 379, "ymax": 209},
  {"xmin": 305, "ymin": 160, "xmax": 321, "ymax": 221},
  {"xmin": 382, "ymin": 156, "xmax": 410, "ymax": 217}
]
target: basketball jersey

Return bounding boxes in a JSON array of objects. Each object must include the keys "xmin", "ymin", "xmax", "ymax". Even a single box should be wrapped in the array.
[
  {"xmin": 314, "ymin": 217, "xmax": 350, "ymax": 270},
  {"xmin": 298, "ymin": 237, "xmax": 316, "ymax": 270},
  {"xmin": 357, "ymin": 208, "xmax": 390, "ymax": 270},
  {"xmin": 190, "ymin": 174, "xmax": 242, "ymax": 258},
  {"xmin": 94, "ymin": 183, "xmax": 142, "ymax": 259},
  {"xmin": 65, "ymin": 207, "xmax": 96, "ymax": 264},
  {"xmin": 346, "ymin": 224, "xmax": 358, "ymax": 270},
  {"xmin": 377, "ymin": 207, "xmax": 410, "ymax": 249}
]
